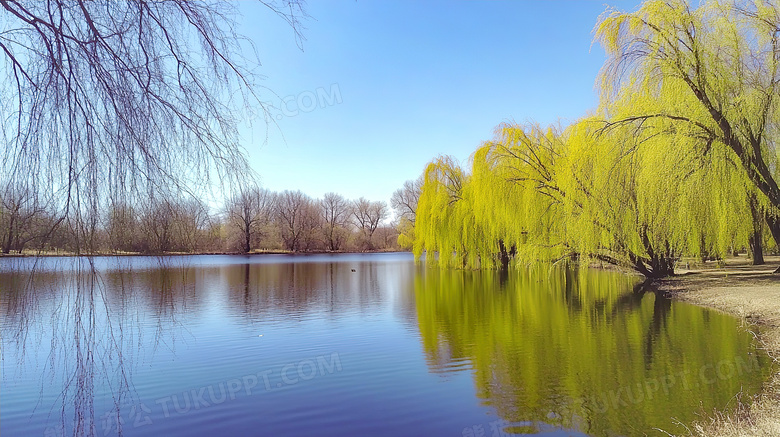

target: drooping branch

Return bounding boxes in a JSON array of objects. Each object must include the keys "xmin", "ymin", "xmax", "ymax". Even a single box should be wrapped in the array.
[{"xmin": 0, "ymin": 0, "xmax": 307, "ymax": 251}]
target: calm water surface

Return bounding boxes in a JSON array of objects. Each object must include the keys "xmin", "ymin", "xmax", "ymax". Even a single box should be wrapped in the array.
[{"xmin": 0, "ymin": 253, "xmax": 773, "ymax": 436}]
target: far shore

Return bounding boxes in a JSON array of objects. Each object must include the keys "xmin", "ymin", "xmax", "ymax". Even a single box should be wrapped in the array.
[
  {"xmin": 0, "ymin": 249, "xmax": 407, "ymax": 258},
  {"xmin": 656, "ymin": 256, "xmax": 780, "ymax": 437}
]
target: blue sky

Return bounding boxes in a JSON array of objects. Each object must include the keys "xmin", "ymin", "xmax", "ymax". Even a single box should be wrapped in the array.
[{"xmin": 235, "ymin": 0, "xmax": 642, "ymax": 209}]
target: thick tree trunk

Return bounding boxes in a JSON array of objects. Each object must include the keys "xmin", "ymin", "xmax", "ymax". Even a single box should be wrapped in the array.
[
  {"xmin": 636, "ymin": 230, "xmax": 675, "ymax": 278},
  {"xmin": 497, "ymin": 239, "xmax": 511, "ymax": 270},
  {"xmin": 595, "ymin": 251, "xmax": 674, "ymax": 279},
  {"xmin": 699, "ymin": 233, "xmax": 708, "ymax": 263},
  {"xmin": 328, "ymin": 228, "xmax": 336, "ymax": 251},
  {"xmin": 3, "ymin": 213, "xmax": 15, "ymax": 254},
  {"xmin": 749, "ymin": 194, "xmax": 765, "ymax": 265},
  {"xmin": 628, "ymin": 256, "xmax": 674, "ymax": 279},
  {"xmin": 749, "ymin": 232, "xmax": 765, "ymax": 265},
  {"xmin": 243, "ymin": 223, "xmax": 251, "ymax": 254},
  {"xmin": 646, "ymin": 255, "xmax": 675, "ymax": 279}
]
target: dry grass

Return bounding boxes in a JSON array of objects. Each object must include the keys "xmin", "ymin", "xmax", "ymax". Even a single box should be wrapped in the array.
[{"xmin": 656, "ymin": 256, "xmax": 780, "ymax": 437}]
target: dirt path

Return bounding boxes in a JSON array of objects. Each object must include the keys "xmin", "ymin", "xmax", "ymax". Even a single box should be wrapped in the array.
[{"xmin": 655, "ymin": 256, "xmax": 780, "ymax": 437}]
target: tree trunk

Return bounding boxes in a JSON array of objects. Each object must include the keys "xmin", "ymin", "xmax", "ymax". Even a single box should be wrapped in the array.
[
  {"xmin": 637, "ymin": 231, "xmax": 675, "ymax": 278},
  {"xmin": 243, "ymin": 223, "xmax": 251, "ymax": 253},
  {"xmin": 497, "ymin": 239, "xmax": 511, "ymax": 270},
  {"xmin": 749, "ymin": 194, "xmax": 765, "ymax": 265},
  {"xmin": 3, "ymin": 213, "xmax": 15, "ymax": 254},
  {"xmin": 699, "ymin": 233, "xmax": 708, "ymax": 263},
  {"xmin": 766, "ymin": 212, "xmax": 780, "ymax": 254},
  {"xmin": 749, "ymin": 232, "xmax": 765, "ymax": 265},
  {"xmin": 647, "ymin": 254, "xmax": 675, "ymax": 279}
]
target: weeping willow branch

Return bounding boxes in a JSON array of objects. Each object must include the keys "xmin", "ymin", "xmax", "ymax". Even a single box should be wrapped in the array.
[{"xmin": 0, "ymin": 0, "xmax": 307, "ymax": 252}]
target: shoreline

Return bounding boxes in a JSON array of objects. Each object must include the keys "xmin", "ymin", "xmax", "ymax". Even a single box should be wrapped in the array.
[
  {"xmin": 0, "ymin": 249, "xmax": 407, "ymax": 258},
  {"xmin": 655, "ymin": 256, "xmax": 780, "ymax": 436}
]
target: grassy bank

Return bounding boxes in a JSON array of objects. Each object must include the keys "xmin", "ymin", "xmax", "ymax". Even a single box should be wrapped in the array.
[{"xmin": 656, "ymin": 256, "xmax": 780, "ymax": 437}]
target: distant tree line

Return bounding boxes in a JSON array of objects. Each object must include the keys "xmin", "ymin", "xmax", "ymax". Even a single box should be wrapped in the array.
[{"xmin": 0, "ymin": 183, "xmax": 399, "ymax": 254}]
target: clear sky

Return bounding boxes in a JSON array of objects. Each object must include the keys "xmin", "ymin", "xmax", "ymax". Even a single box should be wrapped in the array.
[{"xmin": 235, "ymin": 0, "xmax": 643, "ymax": 209}]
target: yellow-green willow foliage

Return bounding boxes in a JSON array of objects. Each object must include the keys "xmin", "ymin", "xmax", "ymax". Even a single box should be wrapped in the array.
[
  {"xmin": 414, "ymin": 155, "xmax": 485, "ymax": 268},
  {"xmin": 561, "ymin": 118, "xmax": 756, "ymax": 274},
  {"xmin": 414, "ymin": 118, "xmax": 757, "ymax": 277},
  {"xmin": 414, "ymin": 267, "xmax": 772, "ymax": 435},
  {"xmin": 396, "ymin": 219, "xmax": 415, "ymax": 250},
  {"xmin": 414, "ymin": 128, "xmax": 568, "ymax": 270},
  {"xmin": 470, "ymin": 125, "xmax": 567, "ymax": 266},
  {"xmin": 595, "ymin": 0, "xmax": 780, "ymax": 243},
  {"xmin": 413, "ymin": 0, "xmax": 780, "ymax": 277}
]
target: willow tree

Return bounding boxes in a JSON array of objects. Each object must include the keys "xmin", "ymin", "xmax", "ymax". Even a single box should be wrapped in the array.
[
  {"xmin": 414, "ymin": 130, "xmax": 569, "ymax": 271},
  {"xmin": 595, "ymin": 0, "xmax": 780, "ymax": 251},
  {"xmin": 469, "ymin": 121, "xmax": 693, "ymax": 278},
  {"xmin": 413, "ymin": 128, "xmax": 599, "ymax": 272},
  {"xmin": 0, "ymin": 0, "xmax": 306, "ymax": 253},
  {"xmin": 562, "ymin": 118, "xmax": 754, "ymax": 275},
  {"xmin": 413, "ymin": 0, "xmax": 779, "ymax": 277},
  {"xmin": 413, "ymin": 155, "xmax": 487, "ymax": 268},
  {"xmin": 413, "ymin": 119, "xmax": 754, "ymax": 278}
]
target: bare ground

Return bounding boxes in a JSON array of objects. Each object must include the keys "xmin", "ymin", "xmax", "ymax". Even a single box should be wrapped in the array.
[{"xmin": 656, "ymin": 256, "xmax": 780, "ymax": 437}]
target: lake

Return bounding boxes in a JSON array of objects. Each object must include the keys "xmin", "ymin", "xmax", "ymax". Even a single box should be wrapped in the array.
[{"xmin": 0, "ymin": 253, "xmax": 773, "ymax": 436}]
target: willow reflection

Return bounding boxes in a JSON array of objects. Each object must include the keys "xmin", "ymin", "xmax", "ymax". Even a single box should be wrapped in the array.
[{"xmin": 413, "ymin": 267, "xmax": 772, "ymax": 436}]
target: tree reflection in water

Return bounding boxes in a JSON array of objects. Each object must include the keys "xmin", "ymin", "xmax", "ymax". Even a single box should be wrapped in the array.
[
  {"xmin": 413, "ymin": 266, "xmax": 772, "ymax": 436},
  {"xmin": 0, "ymin": 257, "xmax": 771, "ymax": 437},
  {"xmin": 1, "ymin": 257, "xmax": 199, "ymax": 436}
]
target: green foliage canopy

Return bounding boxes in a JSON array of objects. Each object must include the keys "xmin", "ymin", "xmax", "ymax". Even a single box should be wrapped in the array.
[{"xmin": 411, "ymin": 0, "xmax": 780, "ymax": 277}]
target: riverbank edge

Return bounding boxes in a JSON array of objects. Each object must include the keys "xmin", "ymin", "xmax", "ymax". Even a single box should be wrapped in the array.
[{"xmin": 654, "ymin": 257, "xmax": 780, "ymax": 436}]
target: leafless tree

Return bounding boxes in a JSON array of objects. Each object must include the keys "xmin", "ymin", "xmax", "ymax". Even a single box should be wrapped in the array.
[
  {"xmin": 227, "ymin": 187, "xmax": 273, "ymax": 253},
  {"xmin": 140, "ymin": 196, "xmax": 214, "ymax": 253},
  {"xmin": 320, "ymin": 192, "xmax": 350, "ymax": 251},
  {"xmin": 173, "ymin": 198, "xmax": 211, "ymax": 252},
  {"xmin": 0, "ymin": 181, "xmax": 54, "ymax": 253},
  {"xmin": 351, "ymin": 197, "xmax": 388, "ymax": 250},
  {"xmin": 0, "ymin": 0, "xmax": 306, "ymax": 251},
  {"xmin": 105, "ymin": 202, "xmax": 139, "ymax": 253},
  {"xmin": 375, "ymin": 224, "xmax": 400, "ymax": 251},
  {"xmin": 299, "ymin": 200, "xmax": 322, "ymax": 251},
  {"xmin": 391, "ymin": 176, "xmax": 423, "ymax": 225},
  {"xmin": 390, "ymin": 177, "xmax": 423, "ymax": 250},
  {"xmin": 275, "ymin": 190, "xmax": 312, "ymax": 251},
  {"xmin": 140, "ymin": 199, "xmax": 176, "ymax": 253}
]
